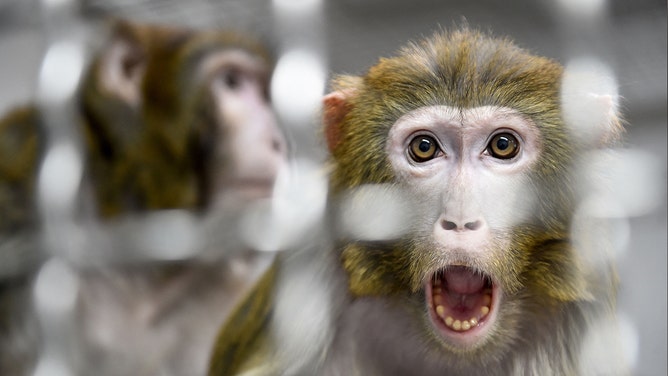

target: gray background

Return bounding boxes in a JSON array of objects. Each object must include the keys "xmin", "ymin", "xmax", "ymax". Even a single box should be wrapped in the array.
[{"xmin": 0, "ymin": 0, "xmax": 665, "ymax": 374}]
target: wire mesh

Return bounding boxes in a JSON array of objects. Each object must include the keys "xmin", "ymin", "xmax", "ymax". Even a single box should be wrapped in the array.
[{"xmin": 0, "ymin": 0, "xmax": 664, "ymax": 375}]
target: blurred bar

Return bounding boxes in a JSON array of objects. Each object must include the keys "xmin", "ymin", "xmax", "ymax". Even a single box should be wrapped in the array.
[{"xmin": 33, "ymin": 0, "xmax": 85, "ymax": 374}]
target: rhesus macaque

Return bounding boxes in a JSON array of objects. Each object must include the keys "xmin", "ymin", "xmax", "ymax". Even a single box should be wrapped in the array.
[
  {"xmin": 209, "ymin": 28, "xmax": 627, "ymax": 375},
  {"xmin": 0, "ymin": 19, "xmax": 286, "ymax": 375}
]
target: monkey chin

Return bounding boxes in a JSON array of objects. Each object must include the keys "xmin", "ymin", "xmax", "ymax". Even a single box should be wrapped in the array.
[
  {"xmin": 425, "ymin": 265, "xmax": 501, "ymax": 350},
  {"xmin": 209, "ymin": 179, "xmax": 277, "ymax": 214},
  {"xmin": 229, "ymin": 179, "xmax": 276, "ymax": 200}
]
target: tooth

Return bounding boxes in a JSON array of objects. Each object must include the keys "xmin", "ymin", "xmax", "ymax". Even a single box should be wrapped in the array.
[
  {"xmin": 461, "ymin": 320, "xmax": 471, "ymax": 331},
  {"xmin": 453, "ymin": 320, "xmax": 462, "ymax": 331},
  {"xmin": 445, "ymin": 316, "xmax": 453, "ymax": 327},
  {"xmin": 433, "ymin": 295, "xmax": 442, "ymax": 304},
  {"xmin": 469, "ymin": 317, "xmax": 478, "ymax": 326},
  {"xmin": 483, "ymin": 294, "xmax": 491, "ymax": 306},
  {"xmin": 481, "ymin": 306, "xmax": 489, "ymax": 316},
  {"xmin": 434, "ymin": 287, "xmax": 442, "ymax": 294},
  {"xmin": 436, "ymin": 305, "xmax": 445, "ymax": 317}
]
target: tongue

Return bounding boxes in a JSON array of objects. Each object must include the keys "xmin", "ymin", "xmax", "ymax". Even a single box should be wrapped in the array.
[{"xmin": 444, "ymin": 267, "xmax": 485, "ymax": 294}]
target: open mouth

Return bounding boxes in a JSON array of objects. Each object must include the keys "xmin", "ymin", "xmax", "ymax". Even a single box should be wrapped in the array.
[{"xmin": 426, "ymin": 265, "xmax": 499, "ymax": 345}]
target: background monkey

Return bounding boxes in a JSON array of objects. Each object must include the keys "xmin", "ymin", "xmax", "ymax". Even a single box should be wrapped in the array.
[
  {"xmin": 0, "ymin": 19, "xmax": 286, "ymax": 375},
  {"xmin": 209, "ymin": 28, "xmax": 627, "ymax": 375}
]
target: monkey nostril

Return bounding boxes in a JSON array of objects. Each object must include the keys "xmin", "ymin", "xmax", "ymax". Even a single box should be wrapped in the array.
[
  {"xmin": 464, "ymin": 220, "xmax": 482, "ymax": 231},
  {"xmin": 441, "ymin": 219, "xmax": 483, "ymax": 231},
  {"xmin": 442, "ymin": 220, "xmax": 457, "ymax": 231},
  {"xmin": 271, "ymin": 135, "xmax": 286, "ymax": 154},
  {"xmin": 272, "ymin": 139, "xmax": 282, "ymax": 153}
]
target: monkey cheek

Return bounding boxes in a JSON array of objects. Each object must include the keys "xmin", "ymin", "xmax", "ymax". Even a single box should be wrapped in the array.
[{"xmin": 212, "ymin": 144, "xmax": 286, "ymax": 204}]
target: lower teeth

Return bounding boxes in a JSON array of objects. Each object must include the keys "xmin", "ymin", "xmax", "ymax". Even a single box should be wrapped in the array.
[{"xmin": 433, "ymin": 293, "xmax": 491, "ymax": 332}]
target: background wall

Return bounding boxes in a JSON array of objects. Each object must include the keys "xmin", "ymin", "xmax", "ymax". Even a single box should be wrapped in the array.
[{"xmin": 0, "ymin": 0, "xmax": 665, "ymax": 374}]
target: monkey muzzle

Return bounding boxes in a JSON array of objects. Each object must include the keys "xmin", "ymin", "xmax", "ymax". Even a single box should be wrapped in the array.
[{"xmin": 426, "ymin": 266, "xmax": 499, "ymax": 346}]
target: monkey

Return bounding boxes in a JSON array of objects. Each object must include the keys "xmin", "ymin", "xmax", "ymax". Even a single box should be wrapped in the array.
[
  {"xmin": 0, "ymin": 19, "xmax": 286, "ymax": 375},
  {"xmin": 208, "ymin": 28, "xmax": 628, "ymax": 375}
]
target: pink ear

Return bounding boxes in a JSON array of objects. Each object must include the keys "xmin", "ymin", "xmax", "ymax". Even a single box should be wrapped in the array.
[
  {"xmin": 323, "ymin": 90, "xmax": 354, "ymax": 153},
  {"xmin": 98, "ymin": 23, "xmax": 146, "ymax": 106}
]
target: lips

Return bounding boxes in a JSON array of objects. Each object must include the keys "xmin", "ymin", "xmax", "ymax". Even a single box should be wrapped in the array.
[
  {"xmin": 228, "ymin": 178, "xmax": 275, "ymax": 198},
  {"xmin": 426, "ymin": 265, "xmax": 499, "ymax": 346}
]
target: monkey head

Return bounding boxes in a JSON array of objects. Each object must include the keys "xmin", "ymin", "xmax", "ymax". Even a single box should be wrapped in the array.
[
  {"xmin": 323, "ymin": 29, "xmax": 623, "ymax": 369},
  {"xmin": 80, "ymin": 20, "xmax": 287, "ymax": 217}
]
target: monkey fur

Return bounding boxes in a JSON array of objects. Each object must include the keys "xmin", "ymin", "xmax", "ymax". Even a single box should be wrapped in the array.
[
  {"xmin": 0, "ymin": 19, "xmax": 284, "ymax": 375},
  {"xmin": 209, "ymin": 28, "xmax": 627, "ymax": 375}
]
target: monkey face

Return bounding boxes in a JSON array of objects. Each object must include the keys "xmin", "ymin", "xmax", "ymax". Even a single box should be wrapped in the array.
[
  {"xmin": 82, "ymin": 21, "xmax": 287, "ymax": 215},
  {"xmin": 336, "ymin": 104, "xmax": 547, "ymax": 358},
  {"xmin": 333, "ymin": 102, "xmax": 596, "ymax": 370},
  {"xmin": 385, "ymin": 105, "xmax": 544, "ymax": 351},
  {"xmin": 203, "ymin": 49, "xmax": 288, "ymax": 207}
]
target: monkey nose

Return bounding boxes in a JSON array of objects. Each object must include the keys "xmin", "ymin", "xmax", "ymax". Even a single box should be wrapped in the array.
[
  {"xmin": 441, "ymin": 218, "xmax": 484, "ymax": 232},
  {"xmin": 434, "ymin": 215, "xmax": 489, "ymax": 250}
]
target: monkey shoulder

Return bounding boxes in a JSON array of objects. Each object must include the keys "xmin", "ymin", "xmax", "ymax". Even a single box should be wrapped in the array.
[{"xmin": 208, "ymin": 258, "xmax": 280, "ymax": 376}]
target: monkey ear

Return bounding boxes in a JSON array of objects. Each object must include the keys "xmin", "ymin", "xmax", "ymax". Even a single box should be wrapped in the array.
[
  {"xmin": 97, "ymin": 21, "xmax": 147, "ymax": 107},
  {"xmin": 560, "ymin": 61, "xmax": 625, "ymax": 147},
  {"xmin": 323, "ymin": 76, "xmax": 362, "ymax": 153},
  {"xmin": 323, "ymin": 91, "xmax": 351, "ymax": 153},
  {"xmin": 592, "ymin": 93, "xmax": 624, "ymax": 146},
  {"xmin": 561, "ymin": 91, "xmax": 625, "ymax": 148}
]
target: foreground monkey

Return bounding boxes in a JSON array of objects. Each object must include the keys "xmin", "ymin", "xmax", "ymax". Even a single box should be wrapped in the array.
[
  {"xmin": 209, "ymin": 28, "xmax": 627, "ymax": 375},
  {"xmin": 0, "ymin": 20, "xmax": 285, "ymax": 375}
]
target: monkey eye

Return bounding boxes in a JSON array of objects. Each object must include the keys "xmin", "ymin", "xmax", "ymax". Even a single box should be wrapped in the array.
[
  {"xmin": 408, "ymin": 135, "xmax": 441, "ymax": 162},
  {"xmin": 220, "ymin": 68, "xmax": 242, "ymax": 90},
  {"xmin": 487, "ymin": 133, "xmax": 519, "ymax": 159}
]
